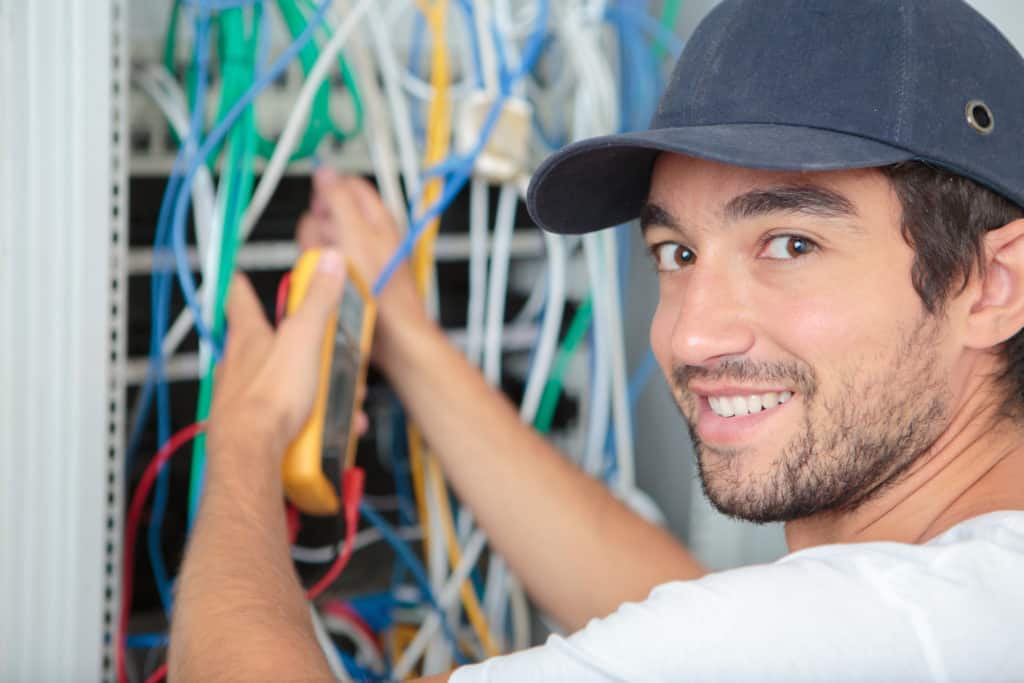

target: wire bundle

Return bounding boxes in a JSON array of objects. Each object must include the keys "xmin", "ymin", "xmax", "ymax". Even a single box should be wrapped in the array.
[{"xmin": 124, "ymin": 1, "xmax": 684, "ymax": 680}]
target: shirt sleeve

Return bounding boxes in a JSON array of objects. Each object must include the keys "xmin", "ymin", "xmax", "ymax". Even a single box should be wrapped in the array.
[{"xmin": 448, "ymin": 548, "xmax": 965, "ymax": 682}]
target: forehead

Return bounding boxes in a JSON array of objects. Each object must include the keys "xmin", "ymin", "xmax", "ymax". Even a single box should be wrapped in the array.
[{"xmin": 646, "ymin": 153, "xmax": 899, "ymax": 227}]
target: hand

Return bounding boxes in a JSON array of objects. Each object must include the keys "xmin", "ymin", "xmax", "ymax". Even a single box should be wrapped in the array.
[
  {"xmin": 207, "ymin": 252, "xmax": 367, "ymax": 474},
  {"xmin": 297, "ymin": 167, "xmax": 429, "ymax": 372}
]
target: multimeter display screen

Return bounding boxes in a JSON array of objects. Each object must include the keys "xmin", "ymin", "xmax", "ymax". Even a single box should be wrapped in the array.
[{"xmin": 321, "ymin": 282, "xmax": 366, "ymax": 463}]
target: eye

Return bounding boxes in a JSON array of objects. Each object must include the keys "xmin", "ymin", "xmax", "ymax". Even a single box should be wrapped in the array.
[
  {"xmin": 651, "ymin": 242, "xmax": 696, "ymax": 271},
  {"xmin": 761, "ymin": 235, "xmax": 818, "ymax": 260}
]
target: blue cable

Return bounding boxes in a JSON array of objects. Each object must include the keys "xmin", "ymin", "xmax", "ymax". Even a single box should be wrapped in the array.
[
  {"xmin": 372, "ymin": 0, "xmax": 549, "ymax": 296},
  {"xmin": 359, "ymin": 501, "xmax": 467, "ymax": 664},
  {"xmin": 612, "ymin": 3, "xmax": 686, "ymax": 59},
  {"xmin": 125, "ymin": 633, "xmax": 170, "ymax": 650},
  {"xmin": 140, "ymin": 0, "xmax": 330, "ymax": 616},
  {"xmin": 337, "ymin": 647, "xmax": 387, "ymax": 682},
  {"xmin": 168, "ymin": 0, "xmax": 336, "ymax": 360},
  {"xmin": 455, "ymin": 0, "xmax": 485, "ymax": 88},
  {"xmin": 148, "ymin": 4, "xmax": 215, "ymax": 616}
]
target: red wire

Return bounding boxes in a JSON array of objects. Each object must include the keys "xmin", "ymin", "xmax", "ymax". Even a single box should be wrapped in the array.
[
  {"xmin": 306, "ymin": 467, "xmax": 365, "ymax": 600},
  {"xmin": 118, "ymin": 422, "xmax": 206, "ymax": 683},
  {"xmin": 143, "ymin": 663, "xmax": 168, "ymax": 683},
  {"xmin": 275, "ymin": 271, "xmax": 292, "ymax": 324}
]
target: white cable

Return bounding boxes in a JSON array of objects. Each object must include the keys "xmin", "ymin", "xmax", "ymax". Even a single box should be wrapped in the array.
[
  {"xmin": 519, "ymin": 229, "xmax": 566, "ymax": 423},
  {"xmin": 466, "ymin": 178, "xmax": 490, "ymax": 367},
  {"xmin": 602, "ymin": 229, "xmax": 635, "ymax": 490},
  {"xmin": 133, "ymin": 65, "xmax": 216, "ymax": 267},
  {"xmin": 423, "ymin": 464, "xmax": 452, "ymax": 675},
  {"xmin": 320, "ymin": 613, "xmax": 386, "ymax": 675},
  {"xmin": 311, "ymin": 604, "xmax": 354, "ymax": 683},
  {"xmin": 482, "ymin": 183, "xmax": 519, "ymax": 386},
  {"xmin": 242, "ymin": 0, "xmax": 372, "ymax": 240},
  {"xmin": 392, "ymin": 530, "xmax": 489, "ymax": 680},
  {"xmin": 162, "ymin": 0, "xmax": 375, "ymax": 355},
  {"xmin": 365, "ymin": 2, "xmax": 422, "ymax": 201},
  {"xmin": 340, "ymin": 0, "xmax": 407, "ymax": 232},
  {"xmin": 473, "ymin": 0, "xmax": 500, "ymax": 93},
  {"xmin": 582, "ymin": 233, "xmax": 612, "ymax": 477},
  {"xmin": 508, "ymin": 573, "xmax": 531, "ymax": 652},
  {"xmin": 290, "ymin": 525, "xmax": 422, "ymax": 564}
]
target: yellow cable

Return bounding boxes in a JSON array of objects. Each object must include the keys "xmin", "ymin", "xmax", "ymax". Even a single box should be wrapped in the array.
[
  {"xmin": 401, "ymin": 0, "xmax": 502, "ymax": 664},
  {"xmin": 426, "ymin": 455, "xmax": 501, "ymax": 657}
]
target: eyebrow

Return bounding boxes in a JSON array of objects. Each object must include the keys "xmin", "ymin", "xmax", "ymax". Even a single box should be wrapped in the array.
[
  {"xmin": 640, "ymin": 184, "xmax": 860, "ymax": 236},
  {"xmin": 723, "ymin": 185, "xmax": 858, "ymax": 222}
]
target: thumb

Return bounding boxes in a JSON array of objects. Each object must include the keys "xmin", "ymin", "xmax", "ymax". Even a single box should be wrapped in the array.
[{"xmin": 286, "ymin": 249, "xmax": 346, "ymax": 342}]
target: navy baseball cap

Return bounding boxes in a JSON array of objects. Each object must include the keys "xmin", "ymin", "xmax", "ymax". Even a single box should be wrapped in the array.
[{"xmin": 527, "ymin": 0, "xmax": 1024, "ymax": 234}]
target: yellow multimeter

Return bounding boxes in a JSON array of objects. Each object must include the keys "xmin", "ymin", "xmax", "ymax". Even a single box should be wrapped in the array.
[{"xmin": 282, "ymin": 249, "xmax": 376, "ymax": 515}]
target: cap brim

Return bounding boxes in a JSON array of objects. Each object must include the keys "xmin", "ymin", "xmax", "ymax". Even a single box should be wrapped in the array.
[{"xmin": 526, "ymin": 124, "xmax": 915, "ymax": 234}]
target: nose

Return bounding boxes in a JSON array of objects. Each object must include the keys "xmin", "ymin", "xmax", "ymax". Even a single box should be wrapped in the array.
[{"xmin": 666, "ymin": 262, "xmax": 756, "ymax": 368}]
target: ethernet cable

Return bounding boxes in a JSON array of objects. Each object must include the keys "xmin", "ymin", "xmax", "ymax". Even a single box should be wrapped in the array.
[
  {"xmin": 392, "ymin": 529, "xmax": 488, "ymax": 679},
  {"xmin": 465, "ymin": 178, "xmax": 490, "ymax": 368},
  {"xmin": 159, "ymin": 0, "xmax": 371, "ymax": 359},
  {"xmin": 166, "ymin": 0, "xmax": 339, "ymax": 359}
]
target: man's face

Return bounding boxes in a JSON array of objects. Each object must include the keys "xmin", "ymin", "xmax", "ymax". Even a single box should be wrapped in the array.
[{"xmin": 645, "ymin": 155, "xmax": 959, "ymax": 523}]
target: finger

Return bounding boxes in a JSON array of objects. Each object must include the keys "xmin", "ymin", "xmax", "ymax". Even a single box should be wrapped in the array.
[
  {"xmin": 355, "ymin": 410, "xmax": 369, "ymax": 437},
  {"xmin": 296, "ymin": 212, "xmax": 319, "ymax": 250},
  {"xmin": 279, "ymin": 249, "xmax": 346, "ymax": 349},
  {"xmin": 225, "ymin": 274, "xmax": 271, "ymax": 352},
  {"xmin": 346, "ymin": 175, "xmax": 399, "ymax": 231},
  {"xmin": 313, "ymin": 168, "xmax": 365, "ymax": 238}
]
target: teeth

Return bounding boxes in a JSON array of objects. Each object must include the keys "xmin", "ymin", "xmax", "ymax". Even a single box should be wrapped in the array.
[
  {"xmin": 746, "ymin": 395, "xmax": 762, "ymax": 414},
  {"xmin": 731, "ymin": 396, "xmax": 749, "ymax": 416},
  {"xmin": 709, "ymin": 396, "xmax": 735, "ymax": 417},
  {"xmin": 708, "ymin": 391, "xmax": 794, "ymax": 418}
]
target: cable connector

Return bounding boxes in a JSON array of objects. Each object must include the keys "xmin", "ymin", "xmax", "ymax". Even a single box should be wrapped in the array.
[
  {"xmin": 457, "ymin": 91, "xmax": 533, "ymax": 183},
  {"xmin": 341, "ymin": 466, "xmax": 365, "ymax": 530}
]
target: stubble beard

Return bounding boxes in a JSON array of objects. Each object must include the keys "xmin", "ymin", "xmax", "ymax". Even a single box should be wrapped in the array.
[{"xmin": 674, "ymin": 313, "xmax": 951, "ymax": 524}]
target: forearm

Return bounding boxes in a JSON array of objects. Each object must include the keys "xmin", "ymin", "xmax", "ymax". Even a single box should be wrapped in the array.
[
  {"xmin": 381, "ymin": 319, "xmax": 706, "ymax": 630},
  {"xmin": 168, "ymin": 429, "xmax": 332, "ymax": 681}
]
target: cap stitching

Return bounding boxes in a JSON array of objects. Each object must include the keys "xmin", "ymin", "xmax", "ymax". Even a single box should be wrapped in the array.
[{"xmin": 893, "ymin": 1, "xmax": 911, "ymax": 142}]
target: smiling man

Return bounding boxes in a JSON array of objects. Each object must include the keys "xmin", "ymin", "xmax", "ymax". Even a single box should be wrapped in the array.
[{"xmin": 171, "ymin": 0, "xmax": 1024, "ymax": 680}]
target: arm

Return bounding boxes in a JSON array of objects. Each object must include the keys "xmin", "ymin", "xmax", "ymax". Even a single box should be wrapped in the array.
[
  {"xmin": 304, "ymin": 169, "xmax": 707, "ymax": 631},
  {"xmin": 169, "ymin": 262, "xmax": 340, "ymax": 681},
  {"xmin": 169, "ymin": 257, "xmax": 448, "ymax": 680}
]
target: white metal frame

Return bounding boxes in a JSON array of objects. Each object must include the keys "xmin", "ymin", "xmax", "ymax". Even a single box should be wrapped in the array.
[{"xmin": 0, "ymin": 1, "xmax": 127, "ymax": 680}]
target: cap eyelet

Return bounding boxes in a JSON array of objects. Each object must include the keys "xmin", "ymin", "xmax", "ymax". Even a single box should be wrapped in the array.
[{"xmin": 966, "ymin": 100, "xmax": 994, "ymax": 135}]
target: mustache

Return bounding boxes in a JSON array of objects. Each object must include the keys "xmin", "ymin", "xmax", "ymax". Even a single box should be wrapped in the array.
[{"xmin": 672, "ymin": 359, "xmax": 817, "ymax": 397}]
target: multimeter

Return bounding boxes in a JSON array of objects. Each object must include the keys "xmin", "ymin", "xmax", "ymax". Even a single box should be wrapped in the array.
[{"xmin": 282, "ymin": 248, "xmax": 376, "ymax": 515}]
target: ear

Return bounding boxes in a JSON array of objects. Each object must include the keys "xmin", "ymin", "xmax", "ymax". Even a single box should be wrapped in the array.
[{"xmin": 964, "ymin": 219, "xmax": 1024, "ymax": 349}]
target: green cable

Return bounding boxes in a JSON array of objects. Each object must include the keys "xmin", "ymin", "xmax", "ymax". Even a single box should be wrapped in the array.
[
  {"xmin": 652, "ymin": 0, "xmax": 683, "ymax": 61},
  {"xmin": 296, "ymin": 0, "xmax": 364, "ymax": 141},
  {"xmin": 534, "ymin": 297, "xmax": 594, "ymax": 434},
  {"xmin": 256, "ymin": 0, "xmax": 336, "ymax": 160},
  {"xmin": 188, "ymin": 6, "xmax": 261, "ymax": 525}
]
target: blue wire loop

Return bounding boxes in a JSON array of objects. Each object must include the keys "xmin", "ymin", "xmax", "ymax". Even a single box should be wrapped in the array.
[{"xmin": 360, "ymin": 501, "xmax": 467, "ymax": 664}]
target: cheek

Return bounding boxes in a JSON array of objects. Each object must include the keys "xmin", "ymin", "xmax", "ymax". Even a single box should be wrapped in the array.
[
  {"xmin": 757, "ymin": 265, "xmax": 922, "ymax": 373},
  {"xmin": 649, "ymin": 295, "xmax": 676, "ymax": 376}
]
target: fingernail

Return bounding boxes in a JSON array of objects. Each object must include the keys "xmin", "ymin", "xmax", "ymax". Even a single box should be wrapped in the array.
[{"xmin": 317, "ymin": 249, "xmax": 343, "ymax": 274}]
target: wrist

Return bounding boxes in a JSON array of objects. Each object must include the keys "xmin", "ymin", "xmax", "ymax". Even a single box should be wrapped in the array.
[
  {"xmin": 206, "ymin": 415, "xmax": 285, "ymax": 494},
  {"xmin": 376, "ymin": 310, "xmax": 446, "ymax": 383}
]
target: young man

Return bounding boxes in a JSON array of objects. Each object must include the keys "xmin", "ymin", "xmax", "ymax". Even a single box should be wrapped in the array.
[{"xmin": 170, "ymin": 1, "xmax": 1024, "ymax": 679}]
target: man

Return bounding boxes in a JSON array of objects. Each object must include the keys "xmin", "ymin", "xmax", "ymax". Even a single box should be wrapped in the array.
[{"xmin": 170, "ymin": 0, "xmax": 1024, "ymax": 679}]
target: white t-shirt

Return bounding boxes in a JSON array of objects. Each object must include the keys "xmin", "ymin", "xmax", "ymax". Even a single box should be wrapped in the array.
[{"xmin": 450, "ymin": 511, "xmax": 1024, "ymax": 682}]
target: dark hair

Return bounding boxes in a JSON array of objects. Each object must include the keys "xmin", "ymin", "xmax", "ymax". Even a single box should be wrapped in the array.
[{"xmin": 881, "ymin": 161, "xmax": 1024, "ymax": 415}]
